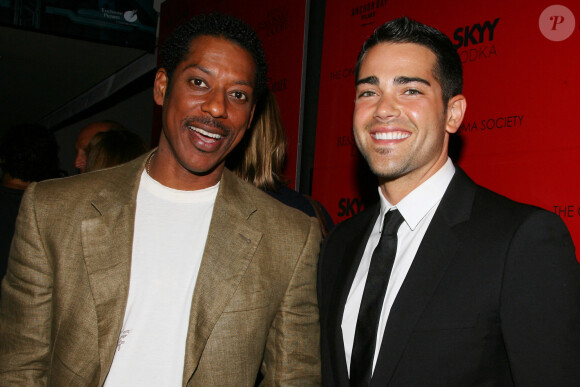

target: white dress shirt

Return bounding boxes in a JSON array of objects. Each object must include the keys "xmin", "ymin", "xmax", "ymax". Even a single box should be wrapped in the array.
[{"xmin": 342, "ymin": 158, "xmax": 456, "ymax": 376}]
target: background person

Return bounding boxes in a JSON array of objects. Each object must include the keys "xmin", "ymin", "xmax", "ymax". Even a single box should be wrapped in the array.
[
  {"xmin": 0, "ymin": 124, "xmax": 60, "ymax": 294},
  {"xmin": 85, "ymin": 129, "xmax": 149, "ymax": 172},
  {"xmin": 74, "ymin": 120, "xmax": 125, "ymax": 173},
  {"xmin": 230, "ymin": 88, "xmax": 333, "ymax": 236}
]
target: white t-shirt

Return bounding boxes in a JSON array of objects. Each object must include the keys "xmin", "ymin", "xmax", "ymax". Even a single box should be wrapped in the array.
[{"xmin": 104, "ymin": 171, "xmax": 218, "ymax": 386}]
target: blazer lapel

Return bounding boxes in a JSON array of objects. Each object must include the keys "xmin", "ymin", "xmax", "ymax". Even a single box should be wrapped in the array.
[
  {"xmin": 371, "ymin": 168, "xmax": 476, "ymax": 386},
  {"xmin": 183, "ymin": 170, "xmax": 262, "ymax": 383},
  {"xmin": 81, "ymin": 152, "xmax": 150, "ymax": 384},
  {"xmin": 327, "ymin": 205, "xmax": 379, "ymax": 386}
]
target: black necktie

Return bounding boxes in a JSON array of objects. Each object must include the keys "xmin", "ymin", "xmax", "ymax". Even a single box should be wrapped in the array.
[{"xmin": 350, "ymin": 209, "xmax": 404, "ymax": 387}]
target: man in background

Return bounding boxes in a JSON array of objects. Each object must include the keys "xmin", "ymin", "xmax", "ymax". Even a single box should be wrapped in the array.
[
  {"xmin": 74, "ymin": 120, "xmax": 124, "ymax": 173},
  {"xmin": 0, "ymin": 124, "xmax": 59, "ymax": 294},
  {"xmin": 318, "ymin": 16, "xmax": 580, "ymax": 386},
  {"xmin": 1, "ymin": 12, "xmax": 321, "ymax": 386},
  {"xmin": 84, "ymin": 129, "xmax": 148, "ymax": 173}
]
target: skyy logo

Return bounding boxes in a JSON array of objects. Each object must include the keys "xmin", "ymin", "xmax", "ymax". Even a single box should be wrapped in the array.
[
  {"xmin": 338, "ymin": 197, "xmax": 364, "ymax": 217},
  {"xmin": 452, "ymin": 18, "xmax": 500, "ymax": 63},
  {"xmin": 453, "ymin": 18, "xmax": 500, "ymax": 48},
  {"xmin": 539, "ymin": 5, "xmax": 576, "ymax": 42}
]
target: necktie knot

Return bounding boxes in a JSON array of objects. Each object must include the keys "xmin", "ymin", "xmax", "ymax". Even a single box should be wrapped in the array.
[{"xmin": 382, "ymin": 209, "xmax": 404, "ymax": 236}]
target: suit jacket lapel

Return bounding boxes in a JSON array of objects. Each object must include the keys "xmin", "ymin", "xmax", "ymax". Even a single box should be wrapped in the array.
[
  {"xmin": 328, "ymin": 204, "xmax": 380, "ymax": 386},
  {"xmin": 371, "ymin": 168, "xmax": 476, "ymax": 386},
  {"xmin": 183, "ymin": 169, "xmax": 262, "ymax": 383},
  {"xmin": 81, "ymin": 151, "xmax": 150, "ymax": 384}
]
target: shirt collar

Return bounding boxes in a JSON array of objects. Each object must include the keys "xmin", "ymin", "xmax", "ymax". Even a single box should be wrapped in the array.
[{"xmin": 379, "ymin": 158, "xmax": 455, "ymax": 231}]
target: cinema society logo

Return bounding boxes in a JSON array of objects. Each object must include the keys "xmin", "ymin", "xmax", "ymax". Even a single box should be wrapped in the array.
[
  {"xmin": 459, "ymin": 114, "xmax": 524, "ymax": 134},
  {"xmin": 554, "ymin": 205, "xmax": 580, "ymax": 219},
  {"xmin": 330, "ymin": 67, "xmax": 354, "ymax": 81},
  {"xmin": 539, "ymin": 5, "xmax": 576, "ymax": 42},
  {"xmin": 452, "ymin": 18, "xmax": 500, "ymax": 64}
]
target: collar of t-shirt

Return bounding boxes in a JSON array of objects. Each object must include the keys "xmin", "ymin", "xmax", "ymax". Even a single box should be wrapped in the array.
[{"xmin": 140, "ymin": 169, "xmax": 220, "ymax": 203}]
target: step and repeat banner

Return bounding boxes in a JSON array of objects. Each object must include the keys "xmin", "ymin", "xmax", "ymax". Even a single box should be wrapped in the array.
[
  {"xmin": 158, "ymin": 0, "xmax": 308, "ymax": 188},
  {"xmin": 311, "ymin": 0, "xmax": 580, "ymax": 249},
  {"xmin": 157, "ymin": 0, "xmax": 580, "ymax": 249}
]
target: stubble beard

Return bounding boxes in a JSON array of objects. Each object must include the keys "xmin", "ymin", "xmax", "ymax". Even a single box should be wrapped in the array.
[
  {"xmin": 361, "ymin": 146, "xmax": 410, "ymax": 182},
  {"xmin": 354, "ymin": 121, "xmax": 412, "ymax": 183}
]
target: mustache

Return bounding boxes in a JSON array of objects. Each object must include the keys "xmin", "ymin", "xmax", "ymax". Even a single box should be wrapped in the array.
[
  {"xmin": 184, "ymin": 116, "xmax": 230, "ymax": 133},
  {"xmin": 365, "ymin": 118, "xmax": 413, "ymax": 131}
]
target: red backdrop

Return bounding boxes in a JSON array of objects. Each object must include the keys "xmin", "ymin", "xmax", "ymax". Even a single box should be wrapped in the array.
[
  {"xmin": 311, "ymin": 0, "xmax": 580, "ymax": 252},
  {"xmin": 157, "ymin": 0, "xmax": 309, "ymax": 188},
  {"xmin": 157, "ymin": 1, "xmax": 580, "ymax": 252}
]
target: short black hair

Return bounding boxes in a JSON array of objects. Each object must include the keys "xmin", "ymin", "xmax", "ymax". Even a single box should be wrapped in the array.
[
  {"xmin": 160, "ymin": 12, "xmax": 268, "ymax": 103},
  {"xmin": 0, "ymin": 124, "xmax": 60, "ymax": 182},
  {"xmin": 355, "ymin": 16, "xmax": 463, "ymax": 105}
]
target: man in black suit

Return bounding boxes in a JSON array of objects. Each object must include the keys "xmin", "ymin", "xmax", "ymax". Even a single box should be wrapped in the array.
[{"xmin": 318, "ymin": 16, "xmax": 580, "ymax": 386}]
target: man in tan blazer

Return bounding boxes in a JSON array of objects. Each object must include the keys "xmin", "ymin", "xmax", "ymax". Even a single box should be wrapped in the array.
[{"xmin": 0, "ymin": 13, "xmax": 321, "ymax": 386}]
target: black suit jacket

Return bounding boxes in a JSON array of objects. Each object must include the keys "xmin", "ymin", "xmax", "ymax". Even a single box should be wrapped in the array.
[{"xmin": 318, "ymin": 167, "xmax": 580, "ymax": 386}]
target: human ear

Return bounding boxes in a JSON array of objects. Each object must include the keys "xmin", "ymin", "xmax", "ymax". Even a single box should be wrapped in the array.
[
  {"xmin": 446, "ymin": 94, "xmax": 467, "ymax": 134},
  {"xmin": 153, "ymin": 69, "xmax": 168, "ymax": 106}
]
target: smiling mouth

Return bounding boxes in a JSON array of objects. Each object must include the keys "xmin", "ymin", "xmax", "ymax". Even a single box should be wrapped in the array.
[
  {"xmin": 372, "ymin": 131, "xmax": 410, "ymax": 140},
  {"xmin": 188, "ymin": 126, "xmax": 223, "ymax": 143}
]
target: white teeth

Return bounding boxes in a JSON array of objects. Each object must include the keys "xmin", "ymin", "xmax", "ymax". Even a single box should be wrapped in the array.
[
  {"xmin": 373, "ymin": 131, "xmax": 410, "ymax": 140},
  {"xmin": 189, "ymin": 126, "xmax": 222, "ymax": 139}
]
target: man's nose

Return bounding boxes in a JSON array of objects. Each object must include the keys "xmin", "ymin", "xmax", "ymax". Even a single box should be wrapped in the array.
[
  {"xmin": 374, "ymin": 95, "xmax": 401, "ymax": 120},
  {"xmin": 75, "ymin": 151, "xmax": 86, "ymax": 172},
  {"xmin": 201, "ymin": 91, "xmax": 228, "ymax": 118}
]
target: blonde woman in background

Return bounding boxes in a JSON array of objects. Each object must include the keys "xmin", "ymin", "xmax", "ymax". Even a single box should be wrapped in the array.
[{"xmin": 230, "ymin": 88, "xmax": 333, "ymax": 237}]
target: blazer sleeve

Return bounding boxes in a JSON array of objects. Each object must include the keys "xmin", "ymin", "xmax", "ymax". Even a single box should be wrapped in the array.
[
  {"xmin": 500, "ymin": 210, "xmax": 580, "ymax": 385},
  {"xmin": 260, "ymin": 217, "xmax": 322, "ymax": 386},
  {"xmin": 0, "ymin": 183, "xmax": 52, "ymax": 386}
]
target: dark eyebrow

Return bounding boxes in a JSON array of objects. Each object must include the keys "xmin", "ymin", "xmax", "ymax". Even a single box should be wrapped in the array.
[
  {"xmin": 356, "ymin": 75, "xmax": 379, "ymax": 87},
  {"xmin": 393, "ymin": 76, "xmax": 431, "ymax": 87},
  {"xmin": 183, "ymin": 63, "xmax": 209, "ymax": 74},
  {"xmin": 355, "ymin": 75, "xmax": 431, "ymax": 88},
  {"xmin": 182, "ymin": 64, "xmax": 253, "ymax": 87}
]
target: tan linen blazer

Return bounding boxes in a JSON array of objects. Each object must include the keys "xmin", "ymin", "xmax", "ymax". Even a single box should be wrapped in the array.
[{"xmin": 0, "ymin": 152, "xmax": 321, "ymax": 386}]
